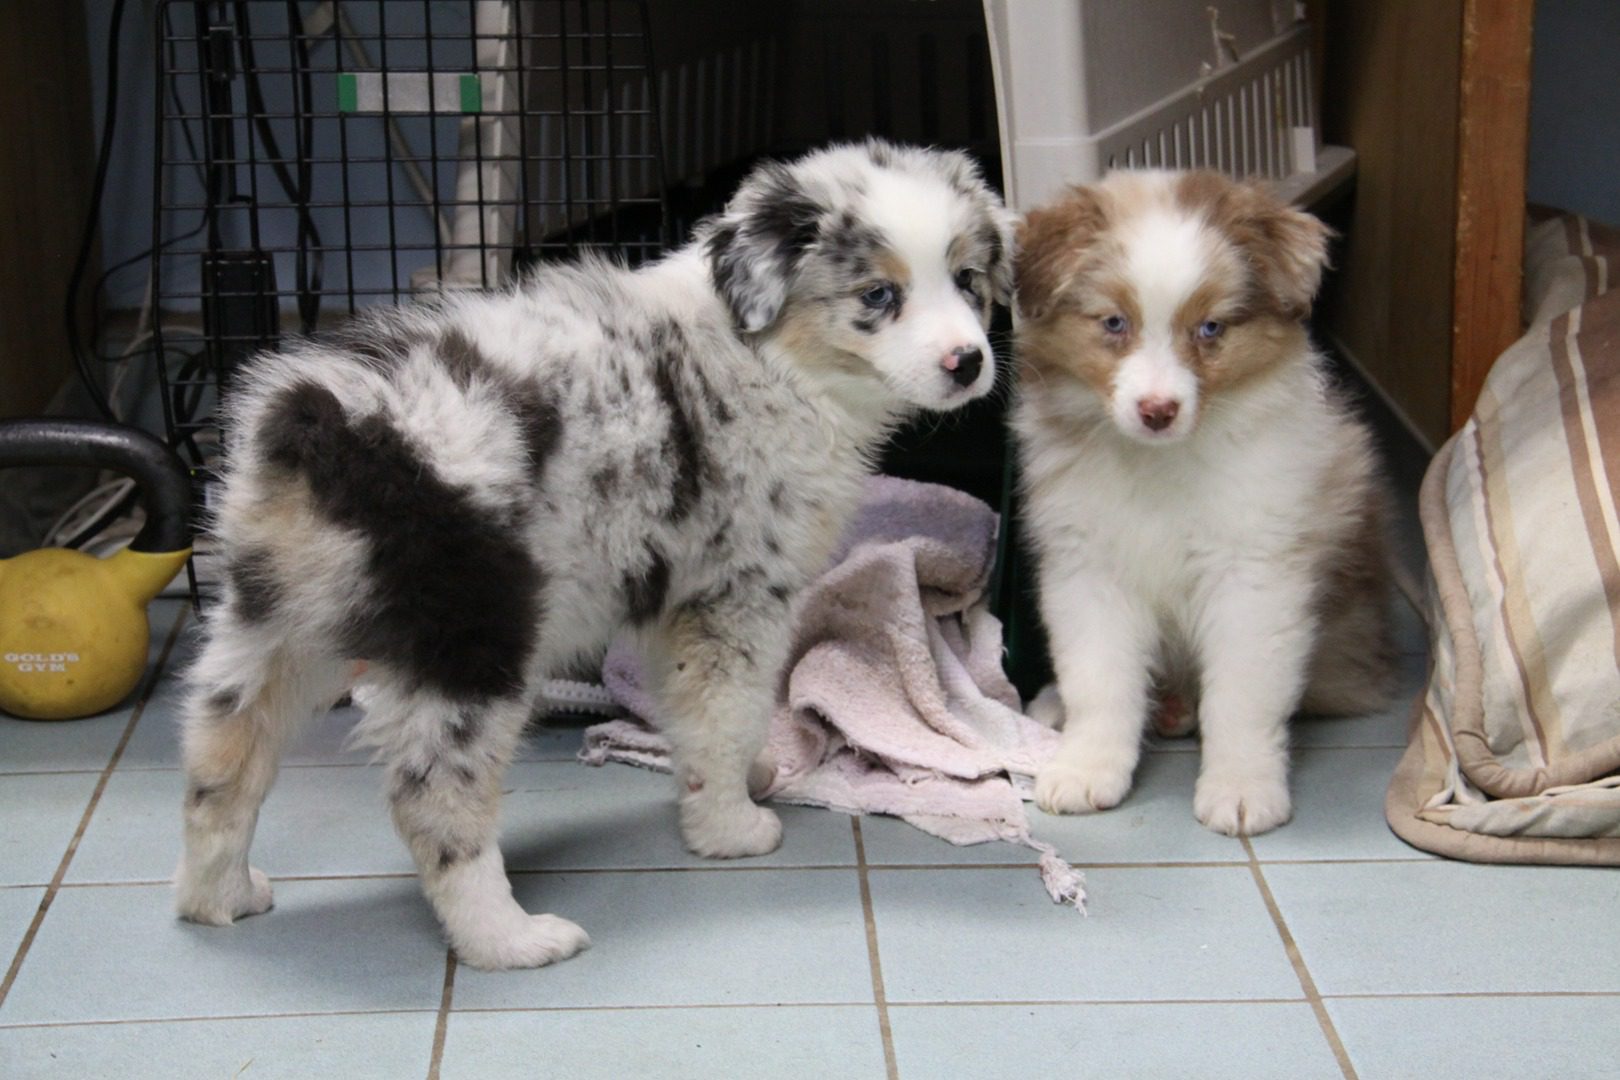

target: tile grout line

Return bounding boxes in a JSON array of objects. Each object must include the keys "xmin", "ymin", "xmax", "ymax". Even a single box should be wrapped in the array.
[
  {"xmin": 425, "ymin": 949, "xmax": 457, "ymax": 1080},
  {"xmin": 9, "ymin": 988, "xmax": 1620, "ymax": 1032},
  {"xmin": 1241, "ymin": 836, "xmax": 1358, "ymax": 1080},
  {"xmin": 0, "ymin": 1008, "xmax": 441, "ymax": 1031},
  {"xmin": 7, "ymin": 854, "xmax": 1443, "ymax": 893},
  {"xmin": 0, "ymin": 606, "xmax": 190, "ymax": 1012},
  {"xmin": 851, "ymin": 818, "xmax": 900, "ymax": 1080}
]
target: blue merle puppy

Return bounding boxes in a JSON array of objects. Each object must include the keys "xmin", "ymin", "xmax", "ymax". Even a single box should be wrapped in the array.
[{"xmin": 175, "ymin": 139, "xmax": 1015, "ymax": 969}]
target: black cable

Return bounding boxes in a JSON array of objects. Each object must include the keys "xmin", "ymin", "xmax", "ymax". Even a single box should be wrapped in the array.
[
  {"xmin": 287, "ymin": 0, "xmax": 320, "ymax": 332},
  {"xmin": 89, "ymin": 218, "xmax": 209, "ymax": 360},
  {"xmin": 63, "ymin": 0, "xmax": 132, "ymax": 420},
  {"xmin": 57, "ymin": 482, "xmax": 144, "ymax": 552},
  {"xmin": 167, "ymin": 349, "xmax": 213, "ymax": 464},
  {"xmin": 232, "ymin": 0, "xmax": 324, "ymax": 333},
  {"xmin": 89, "ymin": 64, "xmax": 216, "ymax": 348}
]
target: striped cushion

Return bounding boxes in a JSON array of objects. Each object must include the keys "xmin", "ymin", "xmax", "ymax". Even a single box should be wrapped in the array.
[{"xmin": 1387, "ymin": 212, "xmax": 1620, "ymax": 863}]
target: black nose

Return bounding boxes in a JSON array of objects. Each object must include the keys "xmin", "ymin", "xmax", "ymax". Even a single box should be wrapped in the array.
[{"xmin": 948, "ymin": 346, "xmax": 983, "ymax": 388}]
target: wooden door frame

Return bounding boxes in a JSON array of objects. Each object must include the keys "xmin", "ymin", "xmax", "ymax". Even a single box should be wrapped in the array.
[{"xmin": 1450, "ymin": 0, "xmax": 1535, "ymax": 431}]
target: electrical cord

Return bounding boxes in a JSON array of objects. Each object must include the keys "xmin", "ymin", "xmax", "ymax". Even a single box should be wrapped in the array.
[
  {"xmin": 47, "ymin": 4, "xmax": 209, "ymax": 550},
  {"xmin": 166, "ymin": 345, "xmax": 221, "ymax": 467},
  {"xmin": 45, "ymin": 479, "xmax": 141, "ymax": 550},
  {"xmin": 232, "ymin": 0, "xmax": 325, "ymax": 334},
  {"xmin": 63, "ymin": 0, "xmax": 132, "ymax": 420},
  {"xmin": 284, "ymin": 0, "xmax": 321, "ymax": 331},
  {"xmin": 65, "ymin": 2, "xmax": 209, "ymax": 408},
  {"xmin": 89, "ymin": 69, "xmax": 213, "ymax": 347}
]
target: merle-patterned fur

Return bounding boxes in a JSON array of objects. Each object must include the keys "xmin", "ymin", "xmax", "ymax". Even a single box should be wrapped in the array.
[{"xmin": 174, "ymin": 139, "xmax": 1014, "ymax": 972}]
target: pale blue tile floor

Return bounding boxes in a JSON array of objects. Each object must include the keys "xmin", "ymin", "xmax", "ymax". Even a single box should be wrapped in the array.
[{"xmin": 3, "ymin": 549, "xmax": 1618, "ymax": 1077}]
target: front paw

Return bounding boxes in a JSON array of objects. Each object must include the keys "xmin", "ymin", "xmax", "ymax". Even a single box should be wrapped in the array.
[
  {"xmin": 1034, "ymin": 760, "xmax": 1133, "ymax": 815},
  {"xmin": 1194, "ymin": 768, "xmax": 1292, "ymax": 836},
  {"xmin": 454, "ymin": 913, "xmax": 591, "ymax": 971},
  {"xmin": 681, "ymin": 794, "xmax": 783, "ymax": 858}
]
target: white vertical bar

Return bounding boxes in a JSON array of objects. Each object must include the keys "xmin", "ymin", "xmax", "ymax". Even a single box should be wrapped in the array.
[{"xmin": 1237, "ymin": 88, "xmax": 1249, "ymax": 176}]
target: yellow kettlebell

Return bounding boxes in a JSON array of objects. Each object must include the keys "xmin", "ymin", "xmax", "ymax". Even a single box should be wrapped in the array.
[{"xmin": 0, "ymin": 419, "xmax": 192, "ymax": 720}]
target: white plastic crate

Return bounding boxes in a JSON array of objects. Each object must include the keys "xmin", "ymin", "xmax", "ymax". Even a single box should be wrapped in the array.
[{"xmin": 984, "ymin": 0, "xmax": 1354, "ymax": 210}]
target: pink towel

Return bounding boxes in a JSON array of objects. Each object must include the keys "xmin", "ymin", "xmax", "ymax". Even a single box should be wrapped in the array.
[{"xmin": 580, "ymin": 476, "xmax": 1084, "ymax": 909}]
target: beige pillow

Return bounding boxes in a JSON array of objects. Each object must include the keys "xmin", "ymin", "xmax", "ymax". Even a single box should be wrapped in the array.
[{"xmin": 1387, "ymin": 211, "xmax": 1620, "ymax": 863}]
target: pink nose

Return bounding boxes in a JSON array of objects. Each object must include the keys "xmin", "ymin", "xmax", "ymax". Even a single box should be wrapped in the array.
[
  {"xmin": 1137, "ymin": 397, "xmax": 1180, "ymax": 432},
  {"xmin": 941, "ymin": 346, "xmax": 983, "ymax": 388}
]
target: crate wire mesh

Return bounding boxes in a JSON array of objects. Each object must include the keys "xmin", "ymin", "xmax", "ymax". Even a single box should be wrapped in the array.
[{"xmin": 150, "ymin": 0, "xmax": 671, "ymax": 606}]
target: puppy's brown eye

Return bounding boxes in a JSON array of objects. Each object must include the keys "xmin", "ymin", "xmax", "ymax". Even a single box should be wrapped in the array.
[
  {"xmin": 953, "ymin": 268, "xmax": 977, "ymax": 292},
  {"xmin": 1100, "ymin": 314, "xmax": 1129, "ymax": 335}
]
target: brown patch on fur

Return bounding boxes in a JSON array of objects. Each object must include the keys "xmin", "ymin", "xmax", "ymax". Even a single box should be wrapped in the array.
[
  {"xmin": 1085, "ymin": 276, "xmax": 1145, "ymax": 329},
  {"xmin": 1019, "ymin": 309, "xmax": 1127, "ymax": 403},
  {"xmin": 1173, "ymin": 278, "xmax": 1249, "ymax": 331},
  {"xmin": 1301, "ymin": 420, "xmax": 1398, "ymax": 715},
  {"xmin": 1171, "ymin": 267, "xmax": 1311, "ymax": 397},
  {"xmin": 1190, "ymin": 317, "xmax": 1310, "ymax": 396},
  {"xmin": 774, "ymin": 303, "xmax": 823, "ymax": 359},
  {"xmin": 1016, "ymin": 188, "xmax": 1146, "ymax": 402},
  {"xmin": 1014, "ymin": 186, "xmax": 1110, "ymax": 319},
  {"xmin": 1017, "ymin": 186, "xmax": 1146, "ymax": 401},
  {"xmin": 1174, "ymin": 171, "xmax": 1332, "ymax": 320},
  {"xmin": 774, "ymin": 303, "xmax": 867, "ymax": 378},
  {"xmin": 873, "ymin": 249, "xmax": 912, "ymax": 291}
]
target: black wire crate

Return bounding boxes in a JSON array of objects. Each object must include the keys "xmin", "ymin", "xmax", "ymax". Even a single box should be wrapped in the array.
[{"xmin": 150, "ymin": 0, "xmax": 671, "ymax": 608}]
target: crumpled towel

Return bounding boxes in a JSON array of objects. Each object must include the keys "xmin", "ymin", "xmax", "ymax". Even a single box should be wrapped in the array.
[{"xmin": 579, "ymin": 475, "xmax": 1084, "ymax": 909}]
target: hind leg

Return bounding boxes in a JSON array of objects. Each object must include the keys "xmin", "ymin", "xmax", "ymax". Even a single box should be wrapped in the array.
[
  {"xmin": 176, "ymin": 636, "xmax": 347, "ymax": 925},
  {"xmin": 369, "ymin": 683, "xmax": 588, "ymax": 970},
  {"xmin": 1302, "ymin": 490, "xmax": 1398, "ymax": 715},
  {"xmin": 1149, "ymin": 691, "xmax": 1199, "ymax": 739},
  {"xmin": 1301, "ymin": 583, "xmax": 1398, "ymax": 716},
  {"xmin": 1149, "ymin": 650, "xmax": 1201, "ymax": 739}
]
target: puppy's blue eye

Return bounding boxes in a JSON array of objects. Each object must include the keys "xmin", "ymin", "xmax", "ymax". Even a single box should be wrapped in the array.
[
  {"xmin": 861, "ymin": 283, "xmax": 896, "ymax": 309},
  {"xmin": 1100, "ymin": 314, "xmax": 1129, "ymax": 334},
  {"xmin": 1197, "ymin": 320, "xmax": 1224, "ymax": 341}
]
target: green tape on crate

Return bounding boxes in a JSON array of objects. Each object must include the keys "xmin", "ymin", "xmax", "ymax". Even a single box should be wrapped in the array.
[
  {"xmin": 459, "ymin": 73, "xmax": 482, "ymax": 113},
  {"xmin": 336, "ymin": 72, "xmax": 358, "ymax": 113}
]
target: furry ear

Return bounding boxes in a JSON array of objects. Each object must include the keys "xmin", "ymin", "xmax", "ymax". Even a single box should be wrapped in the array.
[
  {"xmin": 923, "ymin": 146, "xmax": 1018, "ymax": 306},
  {"xmin": 985, "ymin": 205, "xmax": 1020, "ymax": 307},
  {"xmin": 705, "ymin": 162, "xmax": 824, "ymax": 333},
  {"xmin": 1253, "ymin": 206, "xmax": 1331, "ymax": 318},
  {"xmin": 1014, "ymin": 185, "xmax": 1109, "ymax": 320},
  {"xmin": 1196, "ymin": 176, "xmax": 1332, "ymax": 319}
]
